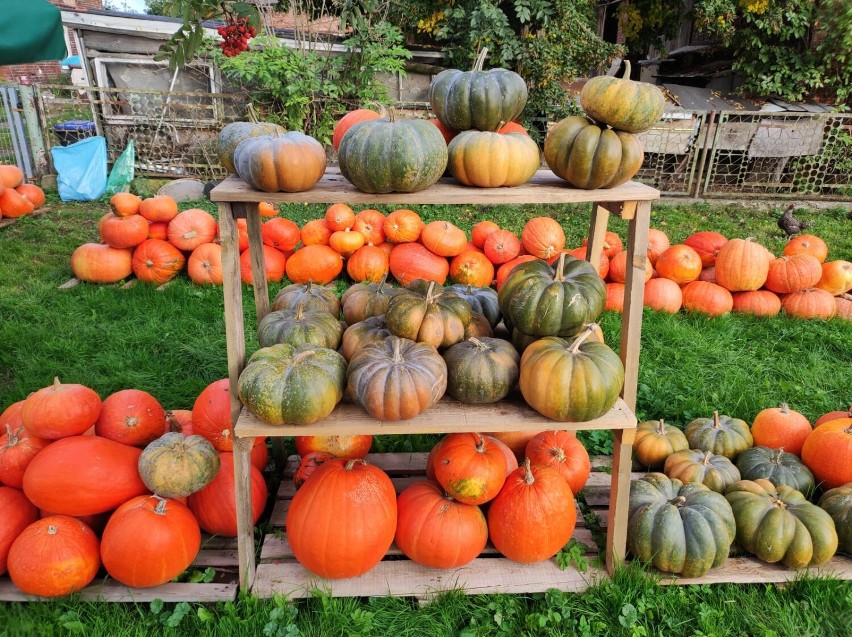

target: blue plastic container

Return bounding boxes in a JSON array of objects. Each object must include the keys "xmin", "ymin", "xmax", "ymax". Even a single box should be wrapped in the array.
[{"xmin": 53, "ymin": 120, "xmax": 96, "ymax": 146}]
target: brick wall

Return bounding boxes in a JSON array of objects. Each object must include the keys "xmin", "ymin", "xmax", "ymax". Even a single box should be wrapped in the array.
[{"xmin": 0, "ymin": 0, "xmax": 103, "ymax": 83}]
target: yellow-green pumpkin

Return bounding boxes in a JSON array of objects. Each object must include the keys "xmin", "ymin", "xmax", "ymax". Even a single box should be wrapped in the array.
[
  {"xmin": 233, "ymin": 132, "xmax": 326, "ymax": 193},
  {"xmin": 685, "ymin": 411, "xmax": 753, "ymax": 460},
  {"xmin": 137, "ymin": 433, "xmax": 220, "ymax": 498},
  {"xmin": 385, "ymin": 280, "xmax": 473, "ymax": 349},
  {"xmin": 579, "ymin": 61, "xmax": 665, "ymax": 134},
  {"xmin": 341, "ymin": 274, "xmax": 403, "ymax": 325},
  {"xmin": 663, "ymin": 449, "xmax": 741, "ymax": 494},
  {"xmin": 256, "ymin": 303, "xmax": 343, "ymax": 350},
  {"xmin": 272, "ymin": 281, "xmax": 340, "ymax": 317},
  {"xmin": 447, "ymin": 131, "xmax": 540, "ymax": 187}
]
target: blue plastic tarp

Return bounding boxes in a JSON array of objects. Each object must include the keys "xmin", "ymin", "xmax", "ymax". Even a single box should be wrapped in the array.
[{"xmin": 51, "ymin": 136, "xmax": 108, "ymax": 202}]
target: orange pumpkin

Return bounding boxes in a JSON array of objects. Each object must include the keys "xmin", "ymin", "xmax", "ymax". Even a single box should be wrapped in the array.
[
  {"xmin": 389, "ymin": 242, "xmax": 449, "ymax": 286},
  {"xmin": 147, "ymin": 221, "xmax": 169, "ymax": 241},
  {"xmin": 165, "ymin": 409, "xmax": 194, "ymax": 435},
  {"xmin": 71, "ymin": 243, "xmax": 133, "ymax": 283},
  {"xmin": 95, "ymin": 389, "xmax": 165, "ymax": 448},
  {"xmin": 750, "ymin": 403, "xmax": 812, "ymax": 456},
  {"xmin": 654, "ymin": 244, "xmax": 702, "ymax": 284},
  {"xmin": 471, "ymin": 220, "xmax": 501, "ymax": 249},
  {"xmin": 132, "ymin": 239, "xmax": 186, "ymax": 284},
  {"xmin": 139, "ymin": 195, "xmax": 179, "ymax": 223},
  {"xmin": 731, "ymin": 290, "xmax": 781, "ymax": 317},
  {"xmin": 0, "ymin": 188, "xmax": 35, "ymax": 218},
  {"xmin": 495, "ymin": 255, "xmax": 538, "ymax": 290},
  {"xmin": 294, "ymin": 451, "xmax": 336, "ymax": 489},
  {"xmin": 765, "ymin": 255, "xmax": 822, "ymax": 294},
  {"xmin": 525, "ymin": 431, "xmax": 591, "ymax": 494},
  {"xmin": 421, "ymin": 220, "xmax": 468, "ymax": 257},
  {"xmin": 325, "ymin": 203, "xmax": 355, "ymax": 231},
  {"xmin": 188, "ymin": 243, "xmax": 224, "ymax": 285},
  {"xmin": 483, "ymin": 430, "xmax": 543, "ymax": 463},
  {"xmin": 582, "ymin": 231, "xmax": 623, "ymax": 260},
  {"xmin": 333, "ymin": 108, "xmax": 383, "ymax": 150},
  {"xmin": 0, "ymin": 402, "xmax": 50, "ymax": 489},
  {"xmin": 646, "ymin": 228, "xmax": 670, "ymax": 265},
  {"xmin": 239, "ymin": 245, "xmax": 287, "ymax": 284},
  {"xmin": 384, "ymin": 209, "xmax": 423, "ymax": 243},
  {"xmin": 233, "ymin": 133, "xmax": 326, "ymax": 192},
  {"xmin": 0, "ymin": 165, "xmax": 24, "ymax": 188},
  {"xmin": 449, "ymin": 250, "xmax": 495, "ymax": 287},
  {"xmin": 167, "ymin": 208, "xmax": 218, "ymax": 252},
  {"xmin": 0, "ymin": 486, "xmax": 38, "ymax": 576},
  {"xmin": 715, "ymin": 238, "xmax": 770, "ymax": 291},
  {"xmin": 608, "ymin": 251, "xmax": 653, "ymax": 284},
  {"xmin": 816, "ymin": 260, "xmax": 852, "ymax": 295},
  {"xmin": 698, "ymin": 266, "xmax": 716, "ymax": 283},
  {"xmin": 329, "ymin": 228, "xmax": 366, "ymax": 257},
  {"xmin": 21, "ymin": 378, "xmax": 101, "ymax": 440},
  {"xmin": 294, "ymin": 435, "xmax": 373, "ymax": 459},
  {"xmin": 188, "ymin": 453, "xmax": 267, "ymax": 537},
  {"xmin": 566, "ymin": 246, "xmax": 609, "ymax": 279},
  {"xmin": 15, "ymin": 184, "xmax": 45, "ymax": 208},
  {"xmin": 800, "ymin": 418, "xmax": 852, "ymax": 489},
  {"xmin": 815, "ymin": 406, "xmax": 852, "ymax": 428},
  {"xmin": 109, "ymin": 192, "xmax": 142, "ymax": 217},
  {"xmin": 837, "ymin": 294, "xmax": 852, "ymax": 320},
  {"xmin": 353, "ymin": 209, "xmax": 386, "ymax": 245},
  {"xmin": 258, "ymin": 201, "xmax": 278, "ymax": 217},
  {"xmin": 681, "ymin": 281, "xmax": 733, "ymax": 316},
  {"xmin": 432, "ymin": 433, "xmax": 508, "ymax": 506},
  {"xmin": 684, "ymin": 231, "xmax": 727, "ymax": 267},
  {"xmin": 347, "ymin": 244, "xmax": 389, "ymax": 283},
  {"xmin": 783, "ymin": 234, "xmax": 828, "ymax": 263},
  {"xmin": 300, "ymin": 218, "xmax": 332, "ymax": 246},
  {"xmin": 605, "ymin": 282, "xmax": 625, "ymax": 312},
  {"xmin": 285, "ymin": 244, "xmax": 343, "ymax": 284},
  {"xmin": 98, "ymin": 212, "xmax": 150, "ymax": 249},
  {"xmin": 483, "ymin": 229, "xmax": 521, "ymax": 265},
  {"xmin": 428, "ymin": 118, "xmax": 459, "ymax": 144},
  {"xmin": 192, "ymin": 379, "xmax": 233, "ymax": 451},
  {"xmin": 644, "ymin": 278, "xmax": 683, "ymax": 313},
  {"xmin": 781, "ymin": 288, "xmax": 837, "ymax": 320},
  {"xmin": 235, "ymin": 218, "xmax": 250, "ymax": 251}
]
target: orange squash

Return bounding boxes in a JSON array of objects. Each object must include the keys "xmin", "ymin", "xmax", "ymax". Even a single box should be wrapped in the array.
[
  {"xmin": 15, "ymin": 184, "xmax": 45, "ymax": 208},
  {"xmin": 95, "ymin": 389, "xmax": 166, "ymax": 448},
  {"xmin": 684, "ymin": 231, "xmax": 727, "ymax": 267},
  {"xmin": 188, "ymin": 243, "xmax": 224, "ymax": 285},
  {"xmin": 800, "ymin": 419, "xmax": 852, "ymax": 489},
  {"xmin": 715, "ymin": 238, "xmax": 770, "ymax": 291},
  {"xmin": 765, "ymin": 255, "xmax": 822, "ymax": 294},
  {"xmin": 21, "ymin": 378, "xmax": 101, "ymax": 440},
  {"xmin": 109, "ymin": 192, "xmax": 142, "ymax": 217},
  {"xmin": 449, "ymin": 250, "xmax": 495, "ymax": 287},
  {"xmin": 783, "ymin": 234, "xmax": 828, "ymax": 263},
  {"xmin": 285, "ymin": 244, "xmax": 343, "ymax": 284},
  {"xmin": 0, "ymin": 165, "xmax": 24, "ymax": 188},
  {"xmin": 731, "ymin": 290, "xmax": 781, "ymax": 317},
  {"xmin": 347, "ymin": 244, "xmax": 389, "ymax": 283},
  {"xmin": 0, "ymin": 188, "xmax": 35, "ymax": 218},
  {"xmin": 781, "ymin": 288, "xmax": 837, "ymax": 320},
  {"xmin": 525, "ymin": 431, "xmax": 590, "ymax": 494},
  {"xmin": 139, "ymin": 195, "xmax": 179, "ymax": 222},
  {"xmin": 353, "ymin": 209, "xmax": 386, "ymax": 245},
  {"xmin": 167, "ymin": 208, "xmax": 218, "ymax": 252},
  {"xmin": 325, "ymin": 203, "xmax": 355, "ymax": 231},
  {"xmin": 816, "ymin": 260, "xmax": 852, "ymax": 295},
  {"xmin": 421, "ymin": 220, "xmax": 468, "ymax": 258},
  {"xmin": 300, "ymin": 218, "xmax": 333, "ymax": 246},
  {"xmin": 384, "ymin": 209, "xmax": 424, "ymax": 243},
  {"xmin": 261, "ymin": 217, "xmax": 301, "ymax": 252},
  {"xmin": 0, "ymin": 402, "xmax": 50, "ymax": 489},
  {"xmin": 98, "ymin": 212, "xmax": 149, "ymax": 249},
  {"xmin": 389, "ymin": 242, "xmax": 449, "ymax": 286},
  {"xmin": 681, "ymin": 281, "xmax": 733, "ymax": 316},
  {"xmin": 483, "ymin": 229, "xmax": 521, "ymax": 265},
  {"xmin": 239, "ymin": 245, "xmax": 287, "ymax": 284},
  {"xmin": 655, "ymin": 244, "xmax": 702, "ymax": 284},
  {"xmin": 643, "ymin": 278, "xmax": 683, "ymax": 313},
  {"xmin": 750, "ymin": 403, "xmax": 812, "ymax": 456},
  {"xmin": 0, "ymin": 486, "xmax": 38, "ymax": 576},
  {"xmin": 71, "ymin": 243, "xmax": 133, "ymax": 283},
  {"xmin": 132, "ymin": 239, "xmax": 186, "ymax": 284}
]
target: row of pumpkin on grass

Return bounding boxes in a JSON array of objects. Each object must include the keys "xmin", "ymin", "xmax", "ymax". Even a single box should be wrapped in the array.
[
  {"xmin": 0, "ymin": 165, "xmax": 47, "ymax": 220},
  {"xmin": 69, "ymin": 194, "xmax": 852, "ymax": 321}
]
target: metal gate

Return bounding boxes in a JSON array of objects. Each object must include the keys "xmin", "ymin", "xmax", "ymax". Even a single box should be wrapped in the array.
[{"xmin": 0, "ymin": 85, "xmax": 35, "ymax": 178}]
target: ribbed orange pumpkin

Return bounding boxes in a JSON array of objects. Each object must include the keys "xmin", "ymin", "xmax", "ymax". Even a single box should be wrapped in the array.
[
  {"xmin": 389, "ymin": 242, "xmax": 449, "ymax": 286},
  {"xmin": 684, "ymin": 231, "xmax": 727, "ymax": 267},
  {"xmin": 100, "ymin": 495, "xmax": 200, "ymax": 587},
  {"xmin": 0, "ymin": 486, "xmax": 38, "ymax": 575},
  {"xmin": 109, "ymin": 192, "xmax": 142, "ymax": 217},
  {"xmin": 23, "ymin": 436, "xmax": 147, "ymax": 515},
  {"xmin": 483, "ymin": 229, "xmax": 521, "ymax": 265},
  {"xmin": 187, "ymin": 453, "xmax": 267, "ymax": 537},
  {"xmin": 347, "ymin": 244, "xmax": 389, "ymax": 283},
  {"xmin": 781, "ymin": 288, "xmax": 837, "ymax": 319},
  {"xmin": 15, "ymin": 184, "xmax": 45, "ymax": 208},
  {"xmin": 139, "ymin": 195, "xmax": 179, "ymax": 222},
  {"xmin": 582, "ymin": 231, "xmax": 623, "ymax": 260},
  {"xmin": 608, "ymin": 251, "xmax": 653, "ymax": 284},
  {"xmin": 395, "ymin": 479, "xmax": 488, "ymax": 568},
  {"xmin": 286, "ymin": 458, "xmax": 397, "ymax": 578},
  {"xmin": 521, "ymin": 217, "xmax": 565, "ymax": 260},
  {"xmin": 71, "ymin": 243, "xmax": 133, "ymax": 283},
  {"xmin": 98, "ymin": 212, "xmax": 149, "ymax": 249},
  {"xmin": 646, "ymin": 229, "xmax": 671, "ymax": 265},
  {"xmin": 300, "ymin": 218, "xmax": 332, "ymax": 246},
  {"xmin": 95, "ymin": 389, "xmax": 165, "ymax": 447},
  {"xmin": 384, "ymin": 209, "xmax": 423, "ymax": 243},
  {"xmin": 783, "ymin": 234, "xmax": 828, "ymax": 263},
  {"xmin": 192, "ymin": 379, "xmax": 233, "ymax": 451},
  {"xmin": 816, "ymin": 260, "xmax": 852, "ymax": 295},
  {"xmin": 495, "ymin": 255, "xmax": 537, "ymax": 290},
  {"xmin": 325, "ymin": 203, "xmax": 355, "ymax": 231},
  {"xmin": 21, "ymin": 378, "xmax": 101, "ymax": 440},
  {"xmin": 750, "ymin": 403, "xmax": 812, "ymax": 456},
  {"xmin": 731, "ymin": 290, "xmax": 782, "ymax": 317},
  {"xmin": 655, "ymin": 244, "xmax": 702, "ymax": 284},
  {"xmin": 525, "ymin": 431, "xmax": 590, "ymax": 494},
  {"xmin": 294, "ymin": 435, "xmax": 372, "ymax": 459},
  {"xmin": 449, "ymin": 250, "xmax": 495, "ymax": 287},
  {"xmin": 167, "ymin": 208, "xmax": 217, "ymax": 251},
  {"xmin": 132, "ymin": 239, "xmax": 185, "ymax": 284},
  {"xmin": 801, "ymin": 419, "xmax": 852, "ymax": 489},
  {"xmin": 487, "ymin": 460, "xmax": 576, "ymax": 563},
  {"xmin": 353, "ymin": 209, "xmax": 386, "ymax": 245},
  {"xmin": 285, "ymin": 244, "xmax": 343, "ymax": 284},
  {"xmin": 432, "ymin": 433, "xmax": 508, "ymax": 506},
  {"xmin": 644, "ymin": 277, "xmax": 683, "ymax": 313},
  {"xmin": 681, "ymin": 281, "xmax": 733, "ymax": 316},
  {"xmin": 605, "ymin": 282, "xmax": 625, "ymax": 312},
  {"xmin": 765, "ymin": 255, "xmax": 822, "ymax": 294},
  {"xmin": 421, "ymin": 221, "xmax": 468, "ymax": 257},
  {"xmin": 8, "ymin": 516, "xmax": 100, "ymax": 597},
  {"xmin": 329, "ymin": 228, "xmax": 365, "ymax": 257},
  {"xmin": 715, "ymin": 238, "xmax": 769, "ymax": 292},
  {"xmin": 239, "ymin": 245, "xmax": 287, "ymax": 284},
  {"xmin": 188, "ymin": 243, "xmax": 223, "ymax": 285},
  {"xmin": 1, "ymin": 402, "xmax": 50, "ymax": 489}
]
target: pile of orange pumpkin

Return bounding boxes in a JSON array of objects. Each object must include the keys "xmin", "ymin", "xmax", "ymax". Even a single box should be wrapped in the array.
[
  {"xmin": 0, "ymin": 164, "xmax": 46, "ymax": 220},
  {"xmin": 0, "ymin": 378, "xmax": 269, "ymax": 597},
  {"xmin": 287, "ymin": 429, "xmax": 591, "ymax": 578}
]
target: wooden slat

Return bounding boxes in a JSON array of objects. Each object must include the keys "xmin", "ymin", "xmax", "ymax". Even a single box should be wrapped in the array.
[
  {"xmin": 235, "ymin": 397, "xmax": 636, "ymax": 438},
  {"xmin": 0, "ymin": 580, "xmax": 238, "ymax": 603},
  {"xmin": 656, "ymin": 556, "xmax": 852, "ymax": 586},
  {"xmin": 210, "ymin": 170, "xmax": 660, "ymax": 206},
  {"xmin": 191, "ymin": 549, "xmax": 239, "ymax": 567},
  {"xmin": 0, "ymin": 206, "xmax": 51, "ymax": 229},
  {"xmin": 251, "ymin": 557, "xmax": 607, "ymax": 599},
  {"xmin": 58, "ymin": 278, "xmax": 81, "ymax": 289}
]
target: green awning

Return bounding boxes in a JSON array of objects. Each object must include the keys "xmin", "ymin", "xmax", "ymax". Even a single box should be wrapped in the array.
[{"xmin": 0, "ymin": 1, "xmax": 67, "ymax": 65}]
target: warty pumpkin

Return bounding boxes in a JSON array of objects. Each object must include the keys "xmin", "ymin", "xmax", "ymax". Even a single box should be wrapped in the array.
[{"xmin": 233, "ymin": 132, "xmax": 326, "ymax": 193}]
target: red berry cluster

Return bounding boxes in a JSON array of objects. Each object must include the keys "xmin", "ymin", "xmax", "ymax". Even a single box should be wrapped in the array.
[{"xmin": 217, "ymin": 18, "xmax": 256, "ymax": 57}]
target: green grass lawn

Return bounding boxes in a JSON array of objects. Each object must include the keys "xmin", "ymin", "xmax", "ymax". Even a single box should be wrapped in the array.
[{"xmin": 0, "ymin": 193, "xmax": 850, "ymax": 636}]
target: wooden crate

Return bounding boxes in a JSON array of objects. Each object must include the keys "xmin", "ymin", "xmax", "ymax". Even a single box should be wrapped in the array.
[
  {"xmin": 0, "ymin": 535, "xmax": 240, "ymax": 603},
  {"xmin": 254, "ymin": 452, "xmax": 852, "ymax": 599}
]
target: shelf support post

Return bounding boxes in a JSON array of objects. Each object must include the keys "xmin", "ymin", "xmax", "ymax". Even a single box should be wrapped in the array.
[{"xmin": 233, "ymin": 435, "xmax": 257, "ymax": 591}]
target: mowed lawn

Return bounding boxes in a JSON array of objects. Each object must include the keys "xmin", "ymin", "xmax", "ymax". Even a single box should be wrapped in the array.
[{"xmin": 0, "ymin": 192, "xmax": 850, "ymax": 636}]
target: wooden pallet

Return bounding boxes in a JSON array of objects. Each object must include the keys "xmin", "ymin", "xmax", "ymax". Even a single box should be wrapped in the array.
[
  {"xmin": 254, "ymin": 452, "xmax": 852, "ymax": 599},
  {"xmin": 0, "ymin": 207, "xmax": 51, "ymax": 230},
  {"xmin": 0, "ymin": 535, "xmax": 240, "ymax": 603}
]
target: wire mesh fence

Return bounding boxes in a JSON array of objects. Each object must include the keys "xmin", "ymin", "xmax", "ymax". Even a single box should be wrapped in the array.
[{"xmin": 634, "ymin": 111, "xmax": 707, "ymax": 197}]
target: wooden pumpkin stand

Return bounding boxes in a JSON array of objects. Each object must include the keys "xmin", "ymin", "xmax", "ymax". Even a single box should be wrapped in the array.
[{"xmin": 210, "ymin": 169, "xmax": 851, "ymax": 600}]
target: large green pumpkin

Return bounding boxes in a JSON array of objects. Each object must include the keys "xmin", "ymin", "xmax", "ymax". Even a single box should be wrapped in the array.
[
  {"xmin": 443, "ymin": 337, "xmax": 519, "ymax": 405},
  {"xmin": 663, "ymin": 449, "xmax": 741, "ymax": 494},
  {"xmin": 544, "ymin": 116, "xmax": 644, "ymax": 190},
  {"xmin": 341, "ymin": 275, "xmax": 403, "ymax": 326},
  {"xmin": 233, "ymin": 132, "xmax": 327, "ymax": 193},
  {"xmin": 385, "ymin": 280, "xmax": 473, "ymax": 349},
  {"xmin": 725, "ymin": 479, "xmax": 838, "ymax": 568},
  {"xmin": 256, "ymin": 303, "xmax": 343, "ymax": 349},
  {"xmin": 628, "ymin": 473, "xmax": 735, "ymax": 577},
  {"xmin": 272, "ymin": 281, "xmax": 340, "ymax": 317},
  {"xmin": 736, "ymin": 446, "xmax": 815, "ymax": 497},
  {"xmin": 685, "ymin": 411, "xmax": 753, "ymax": 460},
  {"xmin": 498, "ymin": 253, "xmax": 606, "ymax": 337},
  {"xmin": 238, "ymin": 343, "xmax": 346, "ymax": 425},
  {"xmin": 819, "ymin": 484, "xmax": 852, "ymax": 555},
  {"xmin": 579, "ymin": 61, "xmax": 665, "ymax": 134},
  {"xmin": 337, "ymin": 112, "xmax": 448, "ymax": 193},
  {"xmin": 347, "ymin": 336, "xmax": 447, "ymax": 421},
  {"xmin": 429, "ymin": 49, "xmax": 528, "ymax": 132},
  {"xmin": 519, "ymin": 329, "xmax": 624, "ymax": 422},
  {"xmin": 217, "ymin": 121, "xmax": 285, "ymax": 173},
  {"xmin": 137, "ymin": 433, "xmax": 220, "ymax": 499},
  {"xmin": 447, "ymin": 284, "xmax": 501, "ymax": 328}
]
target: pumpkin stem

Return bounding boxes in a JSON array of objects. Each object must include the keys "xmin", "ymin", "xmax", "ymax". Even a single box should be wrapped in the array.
[
  {"xmin": 469, "ymin": 337, "xmax": 489, "ymax": 350},
  {"xmin": 473, "ymin": 432, "xmax": 486, "ymax": 453},
  {"xmin": 47, "ymin": 525, "xmax": 57, "ymax": 535},
  {"xmin": 165, "ymin": 410, "xmax": 181, "ymax": 433},
  {"xmin": 376, "ymin": 272, "xmax": 388, "ymax": 292},
  {"xmin": 472, "ymin": 47, "xmax": 489, "ymax": 72},
  {"xmin": 305, "ymin": 280, "xmax": 313, "ymax": 292},
  {"xmin": 344, "ymin": 458, "xmax": 366, "ymax": 471},
  {"xmin": 771, "ymin": 447, "xmax": 784, "ymax": 464},
  {"xmin": 296, "ymin": 302, "xmax": 305, "ymax": 320},
  {"xmin": 522, "ymin": 457, "xmax": 535, "ymax": 485},
  {"xmin": 392, "ymin": 337, "xmax": 404, "ymax": 364},
  {"xmin": 52, "ymin": 377, "xmax": 61, "ymax": 390},
  {"xmin": 466, "ymin": 284, "xmax": 473, "ymax": 294},
  {"xmin": 771, "ymin": 496, "xmax": 788, "ymax": 510},
  {"xmin": 387, "ymin": 107, "xmax": 397, "ymax": 123},
  {"xmin": 702, "ymin": 450, "xmax": 713, "ymax": 465},
  {"xmin": 247, "ymin": 102, "xmax": 260, "ymax": 124},
  {"xmin": 655, "ymin": 419, "xmax": 666, "ymax": 435},
  {"xmin": 670, "ymin": 495, "xmax": 686, "ymax": 507},
  {"xmin": 569, "ymin": 324, "xmax": 598, "ymax": 353},
  {"xmin": 554, "ymin": 252, "xmax": 566, "ymax": 281},
  {"xmin": 425, "ymin": 280, "xmax": 439, "ymax": 303},
  {"xmin": 621, "ymin": 60, "xmax": 632, "ymax": 80},
  {"xmin": 779, "ymin": 403, "xmax": 789, "ymax": 415},
  {"xmin": 712, "ymin": 411, "xmax": 721, "ymax": 429},
  {"xmin": 552, "ymin": 446, "xmax": 566, "ymax": 463},
  {"xmin": 153, "ymin": 496, "xmax": 168, "ymax": 515}
]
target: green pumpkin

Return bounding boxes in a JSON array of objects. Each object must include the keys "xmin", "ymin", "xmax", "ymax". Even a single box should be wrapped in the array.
[
  {"xmin": 498, "ymin": 253, "xmax": 606, "ymax": 337},
  {"xmin": 628, "ymin": 473, "xmax": 735, "ymax": 577},
  {"xmin": 579, "ymin": 61, "xmax": 665, "ymax": 134},
  {"xmin": 429, "ymin": 49, "xmax": 528, "ymax": 132},
  {"xmin": 338, "ymin": 112, "xmax": 448, "ymax": 193},
  {"xmin": 519, "ymin": 329, "xmax": 624, "ymax": 422},
  {"xmin": 685, "ymin": 411, "xmax": 753, "ymax": 460},
  {"xmin": 217, "ymin": 121, "xmax": 285, "ymax": 173},
  {"xmin": 544, "ymin": 116, "xmax": 644, "ymax": 190},
  {"xmin": 137, "ymin": 433, "xmax": 220, "ymax": 499},
  {"xmin": 385, "ymin": 280, "xmax": 473, "ymax": 349},
  {"xmin": 447, "ymin": 284, "xmax": 501, "ymax": 328},
  {"xmin": 663, "ymin": 449, "xmax": 741, "ymax": 494},
  {"xmin": 511, "ymin": 328, "xmax": 538, "ymax": 355},
  {"xmin": 725, "ymin": 479, "xmax": 838, "ymax": 568},
  {"xmin": 257, "ymin": 303, "xmax": 343, "ymax": 349},
  {"xmin": 238, "ymin": 343, "xmax": 346, "ymax": 425},
  {"xmin": 340, "ymin": 315, "xmax": 392, "ymax": 362},
  {"xmin": 443, "ymin": 337, "xmax": 520, "ymax": 405},
  {"xmin": 736, "ymin": 446, "xmax": 815, "ymax": 497},
  {"xmin": 272, "ymin": 281, "xmax": 340, "ymax": 317},
  {"xmin": 341, "ymin": 274, "xmax": 403, "ymax": 325},
  {"xmin": 819, "ymin": 484, "xmax": 852, "ymax": 555}
]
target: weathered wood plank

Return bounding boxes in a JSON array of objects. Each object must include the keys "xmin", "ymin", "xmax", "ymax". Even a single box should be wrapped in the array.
[
  {"xmin": 0, "ymin": 580, "xmax": 238, "ymax": 603},
  {"xmin": 210, "ymin": 170, "xmax": 660, "ymax": 206},
  {"xmin": 58, "ymin": 278, "xmax": 81, "ymax": 289},
  {"xmin": 0, "ymin": 206, "xmax": 51, "ymax": 229},
  {"xmin": 656, "ymin": 556, "xmax": 852, "ymax": 586},
  {"xmin": 191, "ymin": 549, "xmax": 239, "ymax": 567}
]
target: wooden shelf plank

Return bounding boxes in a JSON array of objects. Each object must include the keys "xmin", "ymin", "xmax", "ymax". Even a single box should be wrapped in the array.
[
  {"xmin": 235, "ymin": 397, "xmax": 636, "ymax": 438},
  {"xmin": 656, "ymin": 556, "xmax": 852, "ymax": 586},
  {"xmin": 210, "ymin": 169, "xmax": 660, "ymax": 206},
  {"xmin": 0, "ymin": 580, "xmax": 238, "ymax": 603}
]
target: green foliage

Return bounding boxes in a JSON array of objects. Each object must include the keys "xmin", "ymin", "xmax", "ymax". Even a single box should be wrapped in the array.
[
  {"xmin": 693, "ymin": 0, "xmax": 852, "ymax": 105},
  {"xmin": 388, "ymin": 1, "xmax": 622, "ymax": 139},
  {"xmin": 555, "ymin": 538, "xmax": 590, "ymax": 572},
  {"xmin": 616, "ymin": 0, "xmax": 684, "ymax": 57}
]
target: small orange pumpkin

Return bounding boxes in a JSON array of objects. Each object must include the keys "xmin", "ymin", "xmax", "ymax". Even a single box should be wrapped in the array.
[
  {"xmin": 800, "ymin": 418, "xmax": 852, "ymax": 489},
  {"xmin": 98, "ymin": 212, "xmax": 150, "ymax": 249},
  {"xmin": 329, "ymin": 228, "xmax": 366, "ymax": 257},
  {"xmin": 132, "ymin": 239, "xmax": 186, "ymax": 284},
  {"xmin": 109, "ymin": 192, "xmax": 142, "ymax": 217},
  {"xmin": 188, "ymin": 243, "xmax": 223, "ymax": 285},
  {"xmin": 783, "ymin": 234, "xmax": 828, "ymax": 263},
  {"xmin": 681, "ymin": 281, "xmax": 733, "ymax": 316},
  {"xmin": 325, "ymin": 203, "xmax": 355, "ymax": 231},
  {"xmin": 15, "ymin": 184, "xmax": 45, "ymax": 208},
  {"xmin": 285, "ymin": 245, "xmax": 343, "ymax": 284},
  {"xmin": 139, "ymin": 195, "xmax": 179, "ymax": 223},
  {"xmin": 167, "ymin": 208, "xmax": 218, "ymax": 252},
  {"xmin": 384, "ymin": 209, "xmax": 423, "ymax": 243},
  {"xmin": 301, "ymin": 218, "xmax": 332, "ymax": 246},
  {"xmin": 644, "ymin": 278, "xmax": 683, "ymax": 313},
  {"xmin": 471, "ymin": 221, "xmax": 501, "ymax": 249},
  {"xmin": 421, "ymin": 220, "xmax": 468, "ymax": 257},
  {"xmin": 655, "ymin": 244, "xmax": 702, "ymax": 284},
  {"xmin": 816, "ymin": 260, "xmax": 852, "ymax": 295},
  {"xmin": 449, "ymin": 250, "xmax": 495, "ymax": 287},
  {"xmin": 731, "ymin": 290, "xmax": 781, "ymax": 317},
  {"xmin": 750, "ymin": 403, "xmax": 812, "ymax": 456},
  {"xmin": 347, "ymin": 244, "xmax": 389, "ymax": 283},
  {"xmin": 781, "ymin": 288, "xmax": 837, "ymax": 320},
  {"xmin": 353, "ymin": 209, "xmax": 386, "ymax": 245},
  {"xmin": 239, "ymin": 245, "xmax": 287, "ymax": 284}
]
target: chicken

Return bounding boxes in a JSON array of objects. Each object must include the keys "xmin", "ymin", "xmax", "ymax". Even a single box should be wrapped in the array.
[{"xmin": 777, "ymin": 204, "xmax": 813, "ymax": 236}]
